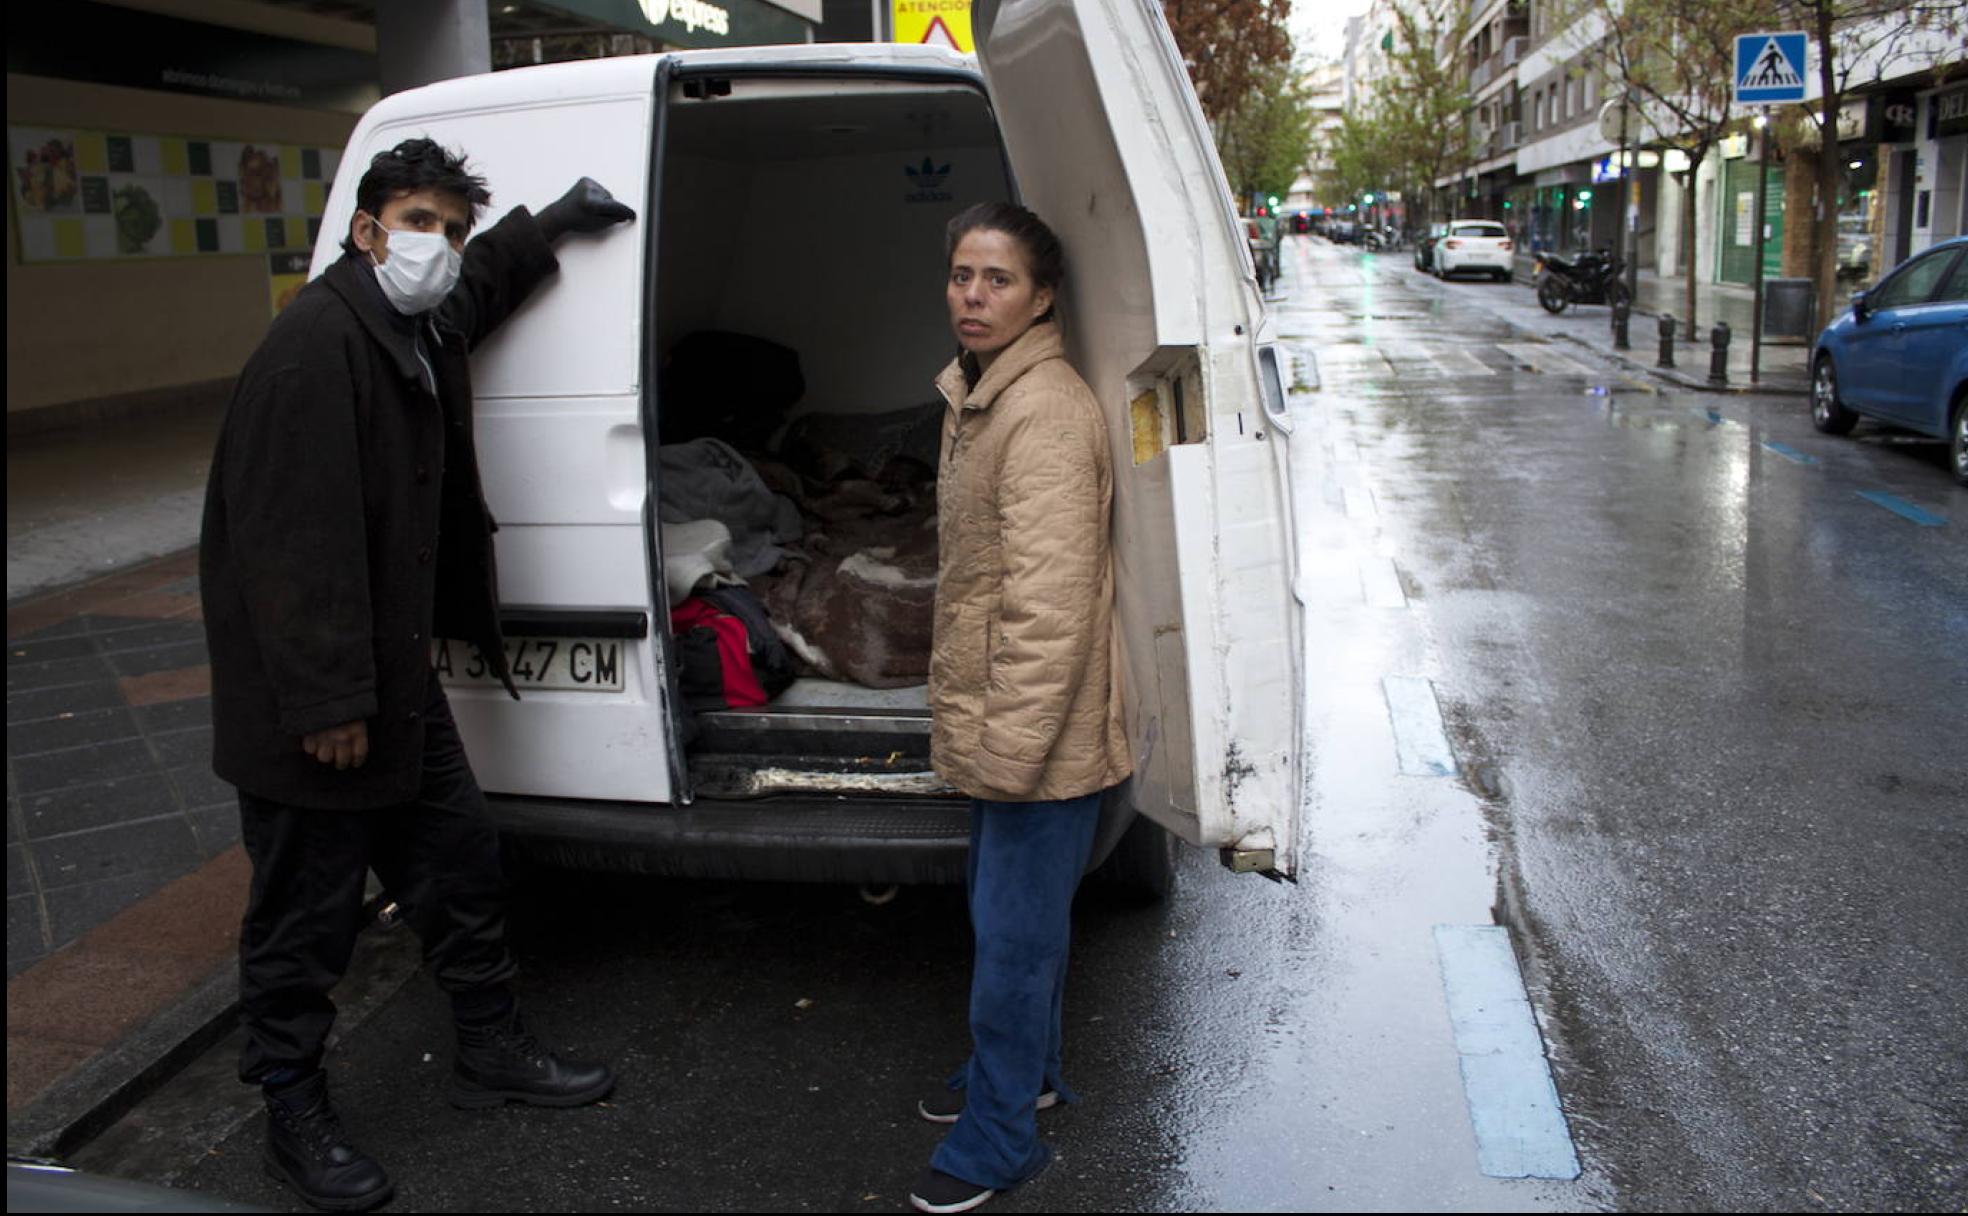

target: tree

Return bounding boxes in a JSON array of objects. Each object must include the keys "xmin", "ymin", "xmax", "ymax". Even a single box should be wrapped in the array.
[
  {"xmin": 1317, "ymin": 0, "xmax": 1473, "ymax": 230},
  {"xmin": 1377, "ymin": 0, "xmax": 1476, "ymax": 230},
  {"xmin": 1558, "ymin": 0, "xmax": 1767, "ymax": 332},
  {"xmin": 1163, "ymin": 0, "xmax": 1297, "ymax": 123},
  {"xmin": 1318, "ymin": 106, "xmax": 1401, "ymax": 207},
  {"xmin": 1217, "ymin": 61, "xmax": 1319, "ymax": 211}
]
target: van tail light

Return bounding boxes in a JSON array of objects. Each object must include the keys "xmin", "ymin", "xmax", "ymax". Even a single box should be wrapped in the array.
[
  {"xmin": 1444, "ymin": 240, "xmax": 1462, "ymax": 249},
  {"xmin": 1500, "ymin": 239, "xmax": 1513, "ymax": 251}
]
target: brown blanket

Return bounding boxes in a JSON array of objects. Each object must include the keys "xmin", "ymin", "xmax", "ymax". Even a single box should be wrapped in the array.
[{"xmin": 748, "ymin": 442, "xmax": 939, "ymax": 689}]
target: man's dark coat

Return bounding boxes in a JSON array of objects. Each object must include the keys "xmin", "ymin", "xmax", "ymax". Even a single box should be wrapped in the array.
[{"xmin": 201, "ymin": 209, "xmax": 558, "ymax": 810}]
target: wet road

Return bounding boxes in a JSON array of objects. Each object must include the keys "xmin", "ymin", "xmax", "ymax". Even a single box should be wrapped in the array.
[{"xmin": 84, "ymin": 237, "xmax": 1965, "ymax": 1211}]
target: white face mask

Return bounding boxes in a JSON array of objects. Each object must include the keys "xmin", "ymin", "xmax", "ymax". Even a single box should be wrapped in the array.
[{"xmin": 370, "ymin": 226, "xmax": 461, "ymax": 315}]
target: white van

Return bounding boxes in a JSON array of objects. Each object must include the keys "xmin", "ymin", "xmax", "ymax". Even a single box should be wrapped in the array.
[{"xmin": 310, "ymin": 0, "xmax": 1304, "ymax": 894}]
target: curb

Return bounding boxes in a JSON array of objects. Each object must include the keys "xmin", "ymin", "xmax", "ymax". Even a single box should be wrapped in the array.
[
  {"xmin": 1545, "ymin": 331, "xmax": 1811, "ymax": 397},
  {"xmin": 7, "ymin": 965, "xmax": 240, "ymax": 1161}
]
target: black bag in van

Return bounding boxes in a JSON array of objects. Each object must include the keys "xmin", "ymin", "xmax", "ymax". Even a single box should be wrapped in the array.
[{"xmin": 661, "ymin": 330, "xmax": 804, "ymax": 454}]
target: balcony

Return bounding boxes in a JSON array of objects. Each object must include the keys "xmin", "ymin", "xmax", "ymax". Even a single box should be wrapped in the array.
[
  {"xmin": 1503, "ymin": 35, "xmax": 1527, "ymax": 66},
  {"xmin": 1502, "ymin": 120, "xmax": 1524, "ymax": 149},
  {"xmin": 1471, "ymin": 60, "xmax": 1494, "ymax": 91}
]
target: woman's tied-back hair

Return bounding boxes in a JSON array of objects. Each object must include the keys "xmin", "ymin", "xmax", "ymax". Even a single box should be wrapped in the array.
[
  {"xmin": 341, "ymin": 137, "xmax": 492, "ymax": 254},
  {"xmin": 946, "ymin": 202, "xmax": 1065, "ymax": 321}
]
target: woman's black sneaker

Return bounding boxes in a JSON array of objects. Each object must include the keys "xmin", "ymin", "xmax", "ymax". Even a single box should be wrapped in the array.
[
  {"xmin": 916, "ymin": 1086, "xmax": 1060, "ymax": 1124},
  {"xmin": 909, "ymin": 1168, "xmax": 996, "ymax": 1214}
]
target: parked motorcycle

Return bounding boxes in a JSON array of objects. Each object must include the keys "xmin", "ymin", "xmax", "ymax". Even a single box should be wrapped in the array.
[
  {"xmin": 1362, "ymin": 224, "xmax": 1405, "ymax": 253},
  {"xmin": 1533, "ymin": 249, "xmax": 1630, "ymax": 314}
]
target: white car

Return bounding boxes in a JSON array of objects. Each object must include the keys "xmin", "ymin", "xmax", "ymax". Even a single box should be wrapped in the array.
[{"xmin": 1434, "ymin": 220, "xmax": 1514, "ymax": 281}]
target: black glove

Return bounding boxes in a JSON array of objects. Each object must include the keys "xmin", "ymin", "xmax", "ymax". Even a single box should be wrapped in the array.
[{"xmin": 537, "ymin": 177, "xmax": 636, "ymax": 243}]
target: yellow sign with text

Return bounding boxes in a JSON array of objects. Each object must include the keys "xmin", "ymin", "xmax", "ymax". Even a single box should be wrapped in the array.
[{"xmin": 892, "ymin": 0, "xmax": 972, "ymax": 52}]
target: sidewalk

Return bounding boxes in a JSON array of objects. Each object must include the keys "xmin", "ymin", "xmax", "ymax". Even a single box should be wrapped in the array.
[
  {"xmin": 6, "ymin": 548, "xmax": 248, "ymax": 1155},
  {"xmin": 1489, "ymin": 254, "xmax": 1813, "ymax": 395},
  {"xmin": 7, "ymin": 395, "xmax": 223, "ymax": 603}
]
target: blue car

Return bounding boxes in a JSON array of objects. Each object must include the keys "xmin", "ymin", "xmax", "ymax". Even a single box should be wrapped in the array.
[{"xmin": 1810, "ymin": 234, "xmax": 1968, "ymax": 486}]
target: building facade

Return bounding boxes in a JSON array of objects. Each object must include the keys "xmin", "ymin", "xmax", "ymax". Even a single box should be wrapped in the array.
[
  {"xmin": 5, "ymin": 0, "xmax": 820, "ymax": 433},
  {"xmin": 1337, "ymin": 0, "xmax": 1962, "ymax": 298}
]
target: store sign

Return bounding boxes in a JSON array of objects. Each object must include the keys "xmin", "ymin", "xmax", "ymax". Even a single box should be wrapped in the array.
[
  {"xmin": 1591, "ymin": 156, "xmax": 1621, "ymax": 184},
  {"xmin": 546, "ymin": 0, "xmax": 812, "ymax": 49},
  {"xmin": 641, "ymin": 0, "xmax": 730, "ymax": 36},
  {"xmin": 6, "ymin": 1, "xmax": 379, "ymax": 113},
  {"xmin": 1835, "ymin": 100, "xmax": 1870, "ymax": 143},
  {"xmin": 1934, "ymin": 86, "xmax": 1968, "ymax": 139},
  {"xmin": 1880, "ymin": 92, "xmax": 1919, "ymax": 143},
  {"xmin": 9, "ymin": 124, "xmax": 338, "ymax": 264}
]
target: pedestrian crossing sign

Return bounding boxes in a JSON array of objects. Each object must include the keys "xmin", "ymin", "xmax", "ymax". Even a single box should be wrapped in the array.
[{"xmin": 1735, "ymin": 32, "xmax": 1807, "ymax": 105}]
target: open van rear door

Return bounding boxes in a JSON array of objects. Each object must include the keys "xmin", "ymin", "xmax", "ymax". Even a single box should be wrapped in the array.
[{"xmin": 974, "ymin": 0, "xmax": 1305, "ymax": 874}]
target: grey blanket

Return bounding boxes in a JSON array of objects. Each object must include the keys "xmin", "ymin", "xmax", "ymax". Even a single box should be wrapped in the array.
[{"xmin": 656, "ymin": 438, "xmax": 804, "ymax": 578}]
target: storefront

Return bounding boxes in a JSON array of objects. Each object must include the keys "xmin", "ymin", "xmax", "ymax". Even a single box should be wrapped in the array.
[
  {"xmin": 1715, "ymin": 151, "xmax": 1783, "ymax": 286},
  {"xmin": 1517, "ymin": 166, "xmax": 1601, "ymax": 256}
]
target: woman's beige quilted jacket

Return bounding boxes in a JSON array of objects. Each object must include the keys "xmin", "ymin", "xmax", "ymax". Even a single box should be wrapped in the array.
[{"xmin": 928, "ymin": 321, "xmax": 1132, "ymax": 802}]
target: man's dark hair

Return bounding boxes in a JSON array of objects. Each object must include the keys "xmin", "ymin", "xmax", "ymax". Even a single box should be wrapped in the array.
[
  {"xmin": 946, "ymin": 202, "xmax": 1065, "ymax": 320},
  {"xmin": 340, "ymin": 137, "xmax": 491, "ymax": 254}
]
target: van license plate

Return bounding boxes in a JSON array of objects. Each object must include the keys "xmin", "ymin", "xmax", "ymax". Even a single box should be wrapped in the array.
[{"xmin": 433, "ymin": 638, "xmax": 624, "ymax": 692}]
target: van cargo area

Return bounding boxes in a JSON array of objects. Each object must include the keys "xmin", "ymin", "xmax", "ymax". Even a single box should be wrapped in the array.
[{"xmin": 652, "ymin": 75, "xmax": 1012, "ymax": 802}]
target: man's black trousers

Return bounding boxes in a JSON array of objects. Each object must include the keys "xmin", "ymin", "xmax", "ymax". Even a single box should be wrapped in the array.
[{"xmin": 235, "ymin": 678, "xmax": 517, "ymax": 1083}]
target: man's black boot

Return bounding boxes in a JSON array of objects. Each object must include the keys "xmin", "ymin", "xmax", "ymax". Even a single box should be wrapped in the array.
[
  {"xmin": 451, "ymin": 1008, "xmax": 615, "ymax": 1109},
  {"xmin": 262, "ymin": 1071, "xmax": 393, "ymax": 1211}
]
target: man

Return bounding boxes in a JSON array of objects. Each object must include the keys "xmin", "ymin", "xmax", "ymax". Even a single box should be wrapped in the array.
[{"xmin": 199, "ymin": 138, "xmax": 634, "ymax": 1211}]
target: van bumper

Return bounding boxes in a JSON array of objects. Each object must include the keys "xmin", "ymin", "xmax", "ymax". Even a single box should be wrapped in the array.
[{"xmin": 484, "ymin": 793, "xmax": 974, "ymax": 886}]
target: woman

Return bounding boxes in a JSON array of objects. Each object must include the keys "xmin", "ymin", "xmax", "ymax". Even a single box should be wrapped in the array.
[{"xmin": 909, "ymin": 203, "xmax": 1133, "ymax": 1214}]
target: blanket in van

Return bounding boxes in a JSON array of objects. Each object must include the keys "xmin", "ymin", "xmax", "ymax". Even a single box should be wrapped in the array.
[
  {"xmin": 745, "ymin": 402, "xmax": 943, "ymax": 688},
  {"xmin": 657, "ymin": 438, "xmax": 805, "ymax": 578}
]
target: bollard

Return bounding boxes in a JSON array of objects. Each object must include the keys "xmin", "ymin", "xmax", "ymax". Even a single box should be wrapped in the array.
[
  {"xmin": 1657, "ymin": 313, "xmax": 1677, "ymax": 368},
  {"xmin": 1707, "ymin": 322, "xmax": 1730, "ymax": 386},
  {"xmin": 1611, "ymin": 295, "xmax": 1631, "ymax": 350}
]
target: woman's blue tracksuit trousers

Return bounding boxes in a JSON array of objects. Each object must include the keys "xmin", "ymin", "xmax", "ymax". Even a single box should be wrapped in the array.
[{"xmin": 929, "ymin": 789, "xmax": 1105, "ymax": 1190}]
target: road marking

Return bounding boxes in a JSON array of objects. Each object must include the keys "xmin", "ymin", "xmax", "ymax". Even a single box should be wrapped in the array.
[
  {"xmin": 1857, "ymin": 491, "xmax": 1947, "ymax": 526},
  {"xmin": 1436, "ymin": 348, "xmax": 1497, "ymax": 377},
  {"xmin": 1360, "ymin": 557, "xmax": 1408, "ymax": 608},
  {"xmin": 1497, "ymin": 343, "xmax": 1595, "ymax": 377},
  {"xmin": 1433, "ymin": 925, "xmax": 1583, "ymax": 1180},
  {"xmin": 1320, "ymin": 345, "xmax": 1392, "ymax": 372},
  {"xmin": 1761, "ymin": 441, "xmax": 1818, "ymax": 465},
  {"xmin": 1382, "ymin": 675, "xmax": 1456, "ymax": 776},
  {"xmin": 1384, "ymin": 343, "xmax": 1447, "ymax": 375}
]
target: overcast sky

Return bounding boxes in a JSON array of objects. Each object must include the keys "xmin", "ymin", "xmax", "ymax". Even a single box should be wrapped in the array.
[{"xmin": 1291, "ymin": 0, "xmax": 1374, "ymax": 63}]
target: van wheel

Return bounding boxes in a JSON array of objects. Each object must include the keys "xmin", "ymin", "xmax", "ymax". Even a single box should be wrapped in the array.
[
  {"xmin": 1091, "ymin": 813, "xmax": 1177, "ymax": 903},
  {"xmin": 1812, "ymin": 355, "xmax": 1858, "ymax": 435}
]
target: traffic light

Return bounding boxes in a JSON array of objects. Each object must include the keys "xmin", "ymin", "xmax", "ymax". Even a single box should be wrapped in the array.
[
  {"xmin": 1363, "ymin": 192, "xmax": 1376, "ymax": 205},
  {"xmin": 1268, "ymin": 195, "xmax": 1280, "ymax": 208}
]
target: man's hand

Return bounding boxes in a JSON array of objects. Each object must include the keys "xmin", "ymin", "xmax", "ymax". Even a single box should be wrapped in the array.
[
  {"xmin": 537, "ymin": 177, "xmax": 636, "ymax": 242},
  {"xmin": 301, "ymin": 720, "xmax": 369, "ymax": 770}
]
